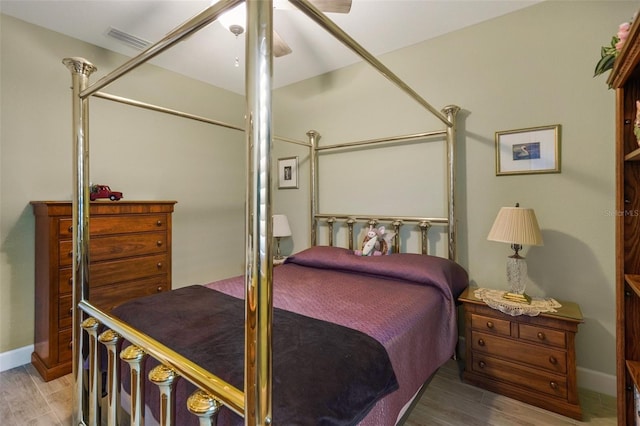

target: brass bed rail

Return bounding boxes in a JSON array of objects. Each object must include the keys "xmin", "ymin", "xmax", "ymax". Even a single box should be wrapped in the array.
[
  {"xmin": 79, "ymin": 300, "xmax": 244, "ymax": 425},
  {"xmin": 65, "ymin": 0, "xmax": 461, "ymax": 425}
]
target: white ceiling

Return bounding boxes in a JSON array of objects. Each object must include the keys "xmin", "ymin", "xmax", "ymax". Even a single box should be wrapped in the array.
[{"xmin": 0, "ymin": 0, "xmax": 539, "ymax": 94}]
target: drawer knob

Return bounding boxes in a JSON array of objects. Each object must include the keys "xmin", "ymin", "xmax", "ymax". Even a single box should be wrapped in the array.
[
  {"xmin": 477, "ymin": 338, "xmax": 485, "ymax": 347},
  {"xmin": 478, "ymin": 361, "xmax": 486, "ymax": 368},
  {"xmin": 69, "ymin": 277, "xmax": 73, "ymax": 285},
  {"xmin": 69, "ymin": 308, "xmax": 73, "ymax": 315},
  {"xmin": 157, "ymin": 262, "xmax": 163, "ymax": 269},
  {"xmin": 68, "ymin": 341, "xmax": 73, "ymax": 349},
  {"xmin": 68, "ymin": 251, "xmax": 73, "ymax": 258},
  {"xmin": 68, "ymin": 225, "xmax": 73, "ymax": 233},
  {"xmin": 549, "ymin": 355, "xmax": 558, "ymax": 365},
  {"xmin": 549, "ymin": 381, "xmax": 558, "ymax": 390},
  {"xmin": 156, "ymin": 240, "xmax": 163, "ymax": 247},
  {"xmin": 156, "ymin": 220, "xmax": 163, "ymax": 226},
  {"xmin": 486, "ymin": 321, "xmax": 494, "ymax": 329},
  {"xmin": 157, "ymin": 286, "xmax": 163, "ymax": 292},
  {"xmin": 537, "ymin": 332, "xmax": 546, "ymax": 341}
]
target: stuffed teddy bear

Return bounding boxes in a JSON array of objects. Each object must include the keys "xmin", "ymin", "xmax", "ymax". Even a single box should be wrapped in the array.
[{"xmin": 355, "ymin": 225, "xmax": 395, "ymax": 256}]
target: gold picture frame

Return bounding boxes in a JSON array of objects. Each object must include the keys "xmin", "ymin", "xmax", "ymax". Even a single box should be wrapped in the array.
[
  {"xmin": 278, "ymin": 156, "xmax": 298, "ymax": 189},
  {"xmin": 495, "ymin": 124, "xmax": 561, "ymax": 176}
]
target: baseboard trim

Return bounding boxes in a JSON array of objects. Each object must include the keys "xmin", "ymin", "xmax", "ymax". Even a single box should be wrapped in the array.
[
  {"xmin": 577, "ymin": 366, "xmax": 616, "ymax": 397},
  {"xmin": 458, "ymin": 336, "xmax": 615, "ymax": 397},
  {"xmin": 0, "ymin": 345, "xmax": 33, "ymax": 372}
]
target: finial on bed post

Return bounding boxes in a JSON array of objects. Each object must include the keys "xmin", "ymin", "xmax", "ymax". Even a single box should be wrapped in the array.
[
  {"xmin": 187, "ymin": 390, "xmax": 222, "ymax": 425},
  {"xmin": 64, "ymin": 56, "xmax": 97, "ymax": 426},
  {"xmin": 442, "ymin": 105, "xmax": 460, "ymax": 261},
  {"xmin": 63, "ymin": 57, "xmax": 97, "ymax": 77},
  {"xmin": 346, "ymin": 218, "xmax": 356, "ymax": 250},
  {"xmin": 419, "ymin": 221, "xmax": 432, "ymax": 255},
  {"xmin": 307, "ymin": 130, "xmax": 321, "ymax": 246}
]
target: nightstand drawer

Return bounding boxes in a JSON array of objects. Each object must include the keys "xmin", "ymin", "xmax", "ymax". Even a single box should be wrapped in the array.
[
  {"xmin": 471, "ymin": 313, "xmax": 511, "ymax": 336},
  {"xmin": 471, "ymin": 331, "xmax": 567, "ymax": 373},
  {"xmin": 519, "ymin": 323, "xmax": 566, "ymax": 348},
  {"xmin": 471, "ymin": 353, "xmax": 567, "ymax": 399}
]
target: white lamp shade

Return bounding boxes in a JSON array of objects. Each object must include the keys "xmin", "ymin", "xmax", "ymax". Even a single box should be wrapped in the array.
[
  {"xmin": 487, "ymin": 206, "xmax": 543, "ymax": 246},
  {"xmin": 273, "ymin": 215, "xmax": 292, "ymax": 238}
]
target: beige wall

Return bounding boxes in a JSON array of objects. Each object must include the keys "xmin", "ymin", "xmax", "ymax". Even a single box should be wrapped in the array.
[
  {"xmin": 0, "ymin": 14, "xmax": 246, "ymax": 354},
  {"xmin": 1, "ymin": 0, "xmax": 634, "ymax": 392},
  {"xmin": 272, "ymin": 0, "xmax": 636, "ymax": 383}
]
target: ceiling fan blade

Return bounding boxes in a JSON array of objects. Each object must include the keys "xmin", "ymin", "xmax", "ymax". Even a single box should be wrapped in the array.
[
  {"xmin": 310, "ymin": 0, "xmax": 352, "ymax": 14},
  {"xmin": 273, "ymin": 30, "xmax": 293, "ymax": 57}
]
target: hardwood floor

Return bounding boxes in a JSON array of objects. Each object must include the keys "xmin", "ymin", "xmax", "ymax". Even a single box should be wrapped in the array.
[{"xmin": 0, "ymin": 359, "xmax": 616, "ymax": 425}]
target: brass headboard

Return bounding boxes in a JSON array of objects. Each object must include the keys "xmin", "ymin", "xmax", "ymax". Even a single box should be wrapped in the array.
[{"xmin": 313, "ymin": 214, "xmax": 448, "ymax": 255}]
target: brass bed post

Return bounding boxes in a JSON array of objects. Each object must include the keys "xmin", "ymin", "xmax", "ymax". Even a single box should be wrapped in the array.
[
  {"xmin": 245, "ymin": 0, "xmax": 274, "ymax": 425},
  {"xmin": 81, "ymin": 318, "xmax": 100, "ymax": 426},
  {"xmin": 346, "ymin": 218, "xmax": 356, "ymax": 250},
  {"xmin": 98, "ymin": 330, "xmax": 122, "ymax": 426},
  {"xmin": 308, "ymin": 130, "xmax": 320, "ymax": 246},
  {"xmin": 442, "ymin": 105, "xmax": 460, "ymax": 261},
  {"xmin": 149, "ymin": 365, "xmax": 179, "ymax": 426},
  {"xmin": 326, "ymin": 217, "xmax": 336, "ymax": 246},
  {"xmin": 63, "ymin": 56, "xmax": 96, "ymax": 426}
]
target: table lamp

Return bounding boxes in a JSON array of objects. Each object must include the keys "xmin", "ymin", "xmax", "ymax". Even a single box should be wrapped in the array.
[
  {"xmin": 487, "ymin": 203, "xmax": 543, "ymax": 304},
  {"xmin": 273, "ymin": 214, "xmax": 292, "ymax": 260}
]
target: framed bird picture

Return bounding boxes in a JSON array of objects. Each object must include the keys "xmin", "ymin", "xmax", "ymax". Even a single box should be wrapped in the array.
[{"xmin": 495, "ymin": 124, "xmax": 561, "ymax": 175}]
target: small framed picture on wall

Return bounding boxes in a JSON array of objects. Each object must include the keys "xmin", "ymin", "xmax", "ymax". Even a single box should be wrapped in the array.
[
  {"xmin": 278, "ymin": 156, "xmax": 298, "ymax": 189},
  {"xmin": 495, "ymin": 124, "xmax": 561, "ymax": 176}
]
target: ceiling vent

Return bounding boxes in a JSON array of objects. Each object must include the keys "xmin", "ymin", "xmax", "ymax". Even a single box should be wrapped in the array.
[{"xmin": 105, "ymin": 27, "xmax": 151, "ymax": 50}]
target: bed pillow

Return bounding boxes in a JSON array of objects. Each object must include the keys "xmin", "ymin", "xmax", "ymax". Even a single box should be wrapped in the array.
[{"xmin": 286, "ymin": 245, "xmax": 468, "ymax": 297}]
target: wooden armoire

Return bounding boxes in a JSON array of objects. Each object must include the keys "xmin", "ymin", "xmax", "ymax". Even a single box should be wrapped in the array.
[{"xmin": 610, "ymin": 15, "xmax": 640, "ymax": 426}]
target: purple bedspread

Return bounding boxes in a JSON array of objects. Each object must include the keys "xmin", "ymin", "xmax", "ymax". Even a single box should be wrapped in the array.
[
  {"xmin": 207, "ymin": 246, "xmax": 468, "ymax": 425},
  {"xmin": 114, "ymin": 285, "xmax": 398, "ymax": 426}
]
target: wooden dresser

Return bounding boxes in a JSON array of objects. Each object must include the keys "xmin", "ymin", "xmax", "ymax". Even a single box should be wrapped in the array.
[
  {"xmin": 31, "ymin": 200, "xmax": 177, "ymax": 381},
  {"xmin": 459, "ymin": 288, "xmax": 583, "ymax": 420}
]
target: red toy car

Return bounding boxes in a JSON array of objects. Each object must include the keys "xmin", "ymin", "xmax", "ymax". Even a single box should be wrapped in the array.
[{"xmin": 90, "ymin": 184, "xmax": 123, "ymax": 201}]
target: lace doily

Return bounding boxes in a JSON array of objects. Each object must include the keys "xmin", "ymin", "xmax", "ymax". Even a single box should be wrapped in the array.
[{"xmin": 473, "ymin": 288, "xmax": 561, "ymax": 317}]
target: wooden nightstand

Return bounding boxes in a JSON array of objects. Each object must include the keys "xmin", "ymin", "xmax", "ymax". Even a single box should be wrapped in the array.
[{"xmin": 459, "ymin": 287, "xmax": 583, "ymax": 420}]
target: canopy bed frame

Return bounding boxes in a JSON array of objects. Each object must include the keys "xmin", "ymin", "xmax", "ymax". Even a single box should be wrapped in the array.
[{"xmin": 63, "ymin": 0, "xmax": 463, "ymax": 425}]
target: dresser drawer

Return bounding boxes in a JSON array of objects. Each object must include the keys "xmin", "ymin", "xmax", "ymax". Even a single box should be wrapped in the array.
[
  {"xmin": 90, "ymin": 254, "xmax": 169, "ymax": 287},
  {"xmin": 58, "ymin": 276, "xmax": 169, "ymax": 329},
  {"xmin": 59, "ymin": 232, "xmax": 167, "ymax": 266},
  {"xmin": 519, "ymin": 323, "xmax": 566, "ymax": 348},
  {"xmin": 471, "ymin": 331, "xmax": 567, "ymax": 373},
  {"xmin": 58, "ymin": 329, "xmax": 73, "ymax": 363},
  {"xmin": 59, "ymin": 268, "xmax": 73, "ymax": 296},
  {"xmin": 91, "ymin": 276, "xmax": 169, "ymax": 312},
  {"xmin": 59, "ymin": 295, "xmax": 73, "ymax": 329},
  {"xmin": 471, "ymin": 353, "xmax": 567, "ymax": 399},
  {"xmin": 59, "ymin": 214, "xmax": 168, "ymax": 237},
  {"xmin": 471, "ymin": 313, "xmax": 511, "ymax": 336}
]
